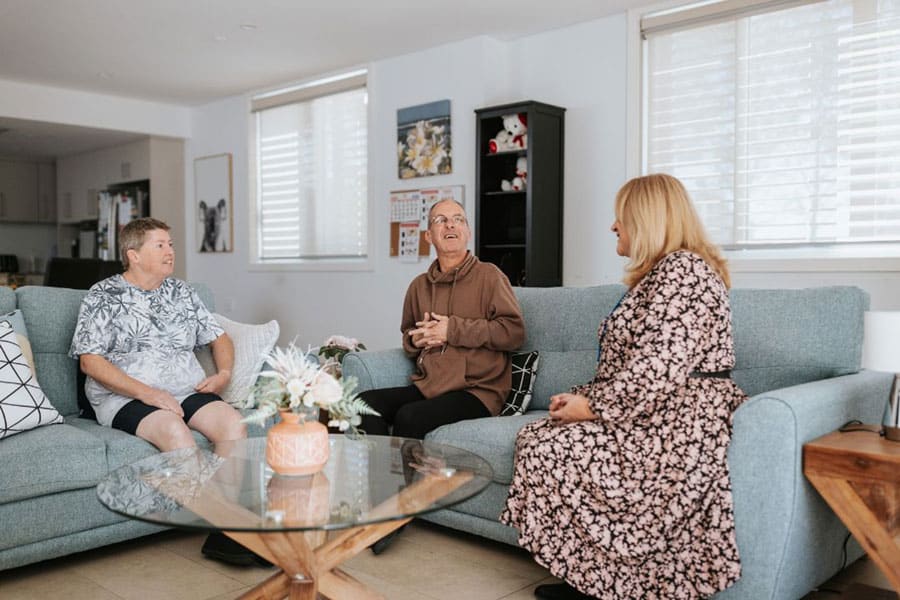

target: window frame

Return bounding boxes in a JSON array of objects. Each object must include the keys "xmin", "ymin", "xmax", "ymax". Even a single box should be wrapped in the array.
[
  {"xmin": 626, "ymin": 0, "xmax": 900, "ymax": 273},
  {"xmin": 247, "ymin": 69, "xmax": 374, "ymax": 272}
]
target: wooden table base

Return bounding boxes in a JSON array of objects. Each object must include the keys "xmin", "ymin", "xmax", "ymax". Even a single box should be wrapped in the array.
[
  {"xmin": 804, "ymin": 428, "xmax": 900, "ymax": 592},
  {"xmin": 188, "ymin": 470, "xmax": 473, "ymax": 600}
]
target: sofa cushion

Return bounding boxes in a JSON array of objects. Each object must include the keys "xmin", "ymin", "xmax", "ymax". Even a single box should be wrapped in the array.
[
  {"xmin": 195, "ymin": 313, "xmax": 280, "ymax": 408},
  {"xmin": 513, "ymin": 285, "xmax": 625, "ymax": 409},
  {"xmin": 0, "ymin": 487, "xmax": 136, "ymax": 552},
  {"xmin": 427, "ymin": 411, "xmax": 547, "ymax": 485},
  {"xmin": 0, "ymin": 286, "xmax": 13, "ymax": 314},
  {"xmin": 15, "ymin": 286, "xmax": 86, "ymax": 417},
  {"xmin": 65, "ymin": 416, "xmax": 161, "ymax": 470},
  {"xmin": 0, "ymin": 318, "xmax": 64, "ymax": 439},
  {"xmin": 0, "ymin": 422, "xmax": 106, "ymax": 504},
  {"xmin": 500, "ymin": 351, "xmax": 540, "ymax": 416},
  {"xmin": 730, "ymin": 286, "xmax": 867, "ymax": 397}
]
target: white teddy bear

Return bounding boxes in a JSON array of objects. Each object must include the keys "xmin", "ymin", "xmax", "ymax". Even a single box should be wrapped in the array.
[
  {"xmin": 504, "ymin": 113, "xmax": 528, "ymax": 150},
  {"xmin": 489, "ymin": 113, "xmax": 528, "ymax": 153},
  {"xmin": 501, "ymin": 156, "xmax": 528, "ymax": 192}
]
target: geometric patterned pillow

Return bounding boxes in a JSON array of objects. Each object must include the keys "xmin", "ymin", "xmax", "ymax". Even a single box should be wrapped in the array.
[
  {"xmin": 500, "ymin": 351, "xmax": 540, "ymax": 417},
  {"xmin": 0, "ymin": 319, "xmax": 63, "ymax": 440}
]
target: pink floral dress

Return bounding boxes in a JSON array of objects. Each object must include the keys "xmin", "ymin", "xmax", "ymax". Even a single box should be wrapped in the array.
[{"xmin": 501, "ymin": 251, "xmax": 747, "ymax": 599}]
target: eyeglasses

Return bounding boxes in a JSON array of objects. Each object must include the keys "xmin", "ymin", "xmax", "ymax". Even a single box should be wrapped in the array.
[{"xmin": 430, "ymin": 214, "xmax": 468, "ymax": 226}]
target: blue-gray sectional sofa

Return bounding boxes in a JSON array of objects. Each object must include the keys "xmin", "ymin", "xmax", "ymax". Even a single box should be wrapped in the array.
[{"xmin": 344, "ymin": 284, "xmax": 892, "ymax": 600}]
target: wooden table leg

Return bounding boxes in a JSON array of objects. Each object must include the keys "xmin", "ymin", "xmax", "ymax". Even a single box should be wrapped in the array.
[
  {"xmin": 236, "ymin": 571, "xmax": 289, "ymax": 600},
  {"xmin": 319, "ymin": 568, "xmax": 385, "ymax": 600},
  {"xmin": 190, "ymin": 472, "xmax": 472, "ymax": 599},
  {"xmin": 289, "ymin": 579, "xmax": 315, "ymax": 600},
  {"xmin": 236, "ymin": 520, "xmax": 407, "ymax": 600},
  {"xmin": 315, "ymin": 472, "xmax": 472, "ymax": 573},
  {"xmin": 807, "ymin": 472, "xmax": 900, "ymax": 591}
]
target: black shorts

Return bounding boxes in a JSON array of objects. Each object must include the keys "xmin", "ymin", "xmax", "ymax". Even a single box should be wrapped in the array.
[{"xmin": 110, "ymin": 393, "xmax": 222, "ymax": 435}]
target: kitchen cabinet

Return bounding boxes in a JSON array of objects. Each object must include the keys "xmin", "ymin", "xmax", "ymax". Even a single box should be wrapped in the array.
[
  {"xmin": 36, "ymin": 163, "xmax": 56, "ymax": 223},
  {"xmin": 57, "ymin": 153, "xmax": 102, "ymax": 223},
  {"xmin": 0, "ymin": 160, "xmax": 38, "ymax": 223}
]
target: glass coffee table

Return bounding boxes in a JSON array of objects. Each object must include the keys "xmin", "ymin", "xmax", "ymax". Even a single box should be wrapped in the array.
[{"xmin": 97, "ymin": 435, "xmax": 492, "ymax": 600}]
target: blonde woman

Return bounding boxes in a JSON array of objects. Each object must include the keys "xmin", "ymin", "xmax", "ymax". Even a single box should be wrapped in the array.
[{"xmin": 501, "ymin": 174, "xmax": 747, "ymax": 599}]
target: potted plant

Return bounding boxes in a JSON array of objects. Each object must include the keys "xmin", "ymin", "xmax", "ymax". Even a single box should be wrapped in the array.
[{"xmin": 244, "ymin": 343, "xmax": 378, "ymax": 475}]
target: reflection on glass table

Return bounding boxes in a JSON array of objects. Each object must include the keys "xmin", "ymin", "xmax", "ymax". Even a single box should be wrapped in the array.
[{"xmin": 97, "ymin": 435, "xmax": 492, "ymax": 600}]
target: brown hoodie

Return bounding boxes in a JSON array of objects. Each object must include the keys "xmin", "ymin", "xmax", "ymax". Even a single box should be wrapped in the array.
[{"xmin": 401, "ymin": 252, "xmax": 525, "ymax": 415}]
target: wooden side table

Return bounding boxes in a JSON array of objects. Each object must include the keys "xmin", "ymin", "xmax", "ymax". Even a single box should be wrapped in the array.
[{"xmin": 804, "ymin": 427, "xmax": 900, "ymax": 592}]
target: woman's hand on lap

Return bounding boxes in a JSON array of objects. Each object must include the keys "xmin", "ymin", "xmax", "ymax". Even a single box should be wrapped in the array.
[
  {"xmin": 548, "ymin": 393, "xmax": 598, "ymax": 423},
  {"xmin": 196, "ymin": 370, "xmax": 230, "ymax": 395},
  {"xmin": 144, "ymin": 388, "xmax": 184, "ymax": 416}
]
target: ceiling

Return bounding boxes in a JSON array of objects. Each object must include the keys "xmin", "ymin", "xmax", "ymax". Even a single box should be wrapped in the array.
[{"xmin": 0, "ymin": 0, "xmax": 642, "ymax": 160}]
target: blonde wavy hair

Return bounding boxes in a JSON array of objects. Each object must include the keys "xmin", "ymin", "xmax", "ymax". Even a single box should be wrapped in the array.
[{"xmin": 615, "ymin": 173, "xmax": 730, "ymax": 289}]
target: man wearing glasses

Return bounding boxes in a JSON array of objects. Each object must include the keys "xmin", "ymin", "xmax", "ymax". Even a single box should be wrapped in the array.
[
  {"xmin": 360, "ymin": 197, "xmax": 525, "ymax": 448},
  {"xmin": 360, "ymin": 198, "xmax": 525, "ymax": 553}
]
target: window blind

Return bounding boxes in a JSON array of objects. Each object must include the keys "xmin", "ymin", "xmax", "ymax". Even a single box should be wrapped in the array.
[
  {"xmin": 255, "ymin": 81, "xmax": 367, "ymax": 260},
  {"xmin": 643, "ymin": 0, "xmax": 900, "ymax": 248}
]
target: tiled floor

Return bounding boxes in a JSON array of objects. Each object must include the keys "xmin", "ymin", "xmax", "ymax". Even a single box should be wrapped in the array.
[{"xmin": 0, "ymin": 521, "xmax": 893, "ymax": 599}]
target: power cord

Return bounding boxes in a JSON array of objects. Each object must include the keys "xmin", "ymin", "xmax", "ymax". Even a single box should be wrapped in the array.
[
  {"xmin": 814, "ymin": 422, "xmax": 876, "ymax": 593},
  {"xmin": 811, "ymin": 532, "xmax": 855, "ymax": 594},
  {"xmin": 838, "ymin": 419, "xmax": 883, "ymax": 435},
  {"xmin": 839, "ymin": 530, "xmax": 852, "ymax": 571}
]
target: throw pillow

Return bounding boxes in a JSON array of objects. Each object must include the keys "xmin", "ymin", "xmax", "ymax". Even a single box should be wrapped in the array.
[
  {"xmin": 0, "ymin": 310, "xmax": 38, "ymax": 379},
  {"xmin": 500, "ymin": 351, "xmax": 540, "ymax": 417},
  {"xmin": 195, "ymin": 313, "xmax": 280, "ymax": 408},
  {"xmin": 0, "ymin": 319, "xmax": 64, "ymax": 439}
]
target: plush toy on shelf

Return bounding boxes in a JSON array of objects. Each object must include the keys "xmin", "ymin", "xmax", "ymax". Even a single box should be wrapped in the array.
[
  {"xmin": 505, "ymin": 113, "xmax": 528, "ymax": 150},
  {"xmin": 515, "ymin": 156, "xmax": 527, "ymax": 182},
  {"xmin": 488, "ymin": 113, "xmax": 528, "ymax": 153},
  {"xmin": 501, "ymin": 156, "xmax": 528, "ymax": 192},
  {"xmin": 489, "ymin": 129, "xmax": 513, "ymax": 154}
]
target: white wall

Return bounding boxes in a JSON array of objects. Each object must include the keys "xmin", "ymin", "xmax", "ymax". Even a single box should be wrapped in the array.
[
  {"xmin": 185, "ymin": 25, "xmax": 633, "ymax": 350},
  {"xmin": 1, "ymin": 10, "xmax": 894, "ymax": 345},
  {"xmin": 510, "ymin": 16, "xmax": 630, "ymax": 286},
  {"xmin": 187, "ymin": 37, "xmax": 507, "ymax": 349},
  {"xmin": 0, "ymin": 79, "xmax": 190, "ymax": 138},
  {"xmin": 188, "ymin": 13, "xmax": 900, "ymax": 352}
]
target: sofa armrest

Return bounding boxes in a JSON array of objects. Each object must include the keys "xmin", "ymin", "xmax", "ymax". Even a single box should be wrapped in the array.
[
  {"xmin": 720, "ymin": 370, "xmax": 890, "ymax": 600},
  {"xmin": 342, "ymin": 349, "xmax": 415, "ymax": 393}
]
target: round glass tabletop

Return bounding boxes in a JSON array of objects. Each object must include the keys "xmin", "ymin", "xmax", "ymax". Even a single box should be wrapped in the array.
[{"xmin": 96, "ymin": 435, "xmax": 492, "ymax": 533}]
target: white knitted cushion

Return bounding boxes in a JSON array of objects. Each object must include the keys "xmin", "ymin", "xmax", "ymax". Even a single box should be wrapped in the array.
[{"xmin": 196, "ymin": 313, "xmax": 280, "ymax": 408}]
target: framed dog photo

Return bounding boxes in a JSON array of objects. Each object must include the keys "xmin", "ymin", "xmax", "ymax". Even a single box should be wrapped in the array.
[{"xmin": 194, "ymin": 153, "xmax": 233, "ymax": 253}]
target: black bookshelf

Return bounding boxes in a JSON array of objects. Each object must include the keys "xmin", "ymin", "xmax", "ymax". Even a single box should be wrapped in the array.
[{"xmin": 475, "ymin": 101, "xmax": 565, "ymax": 287}]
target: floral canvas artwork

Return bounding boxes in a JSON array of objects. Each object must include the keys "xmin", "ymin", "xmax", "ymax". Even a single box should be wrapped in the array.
[{"xmin": 397, "ymin": 99, "xmax": 451, "ymax": 179}]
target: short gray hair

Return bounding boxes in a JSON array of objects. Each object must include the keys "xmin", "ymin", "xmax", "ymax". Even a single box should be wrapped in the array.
[
  {"xmin": 428, "ymin": 199, "xmax": 466, "ymax": 224},
  {"xmin": 119, "ymin": 217, "xmax": 170, "ymax": 269}
]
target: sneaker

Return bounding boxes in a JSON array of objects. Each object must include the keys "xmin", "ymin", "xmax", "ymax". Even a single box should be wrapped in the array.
[
  {"xmin": 370, "ymin": 524, "xmax": 407, "ymax": 555},
  {"xmin": 201, "ymin": 532, "xmax": 273, "ymax": 567},
  {"xmin": 534, "ymin": 582, "xmax": 594, "ymax": 599}
]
